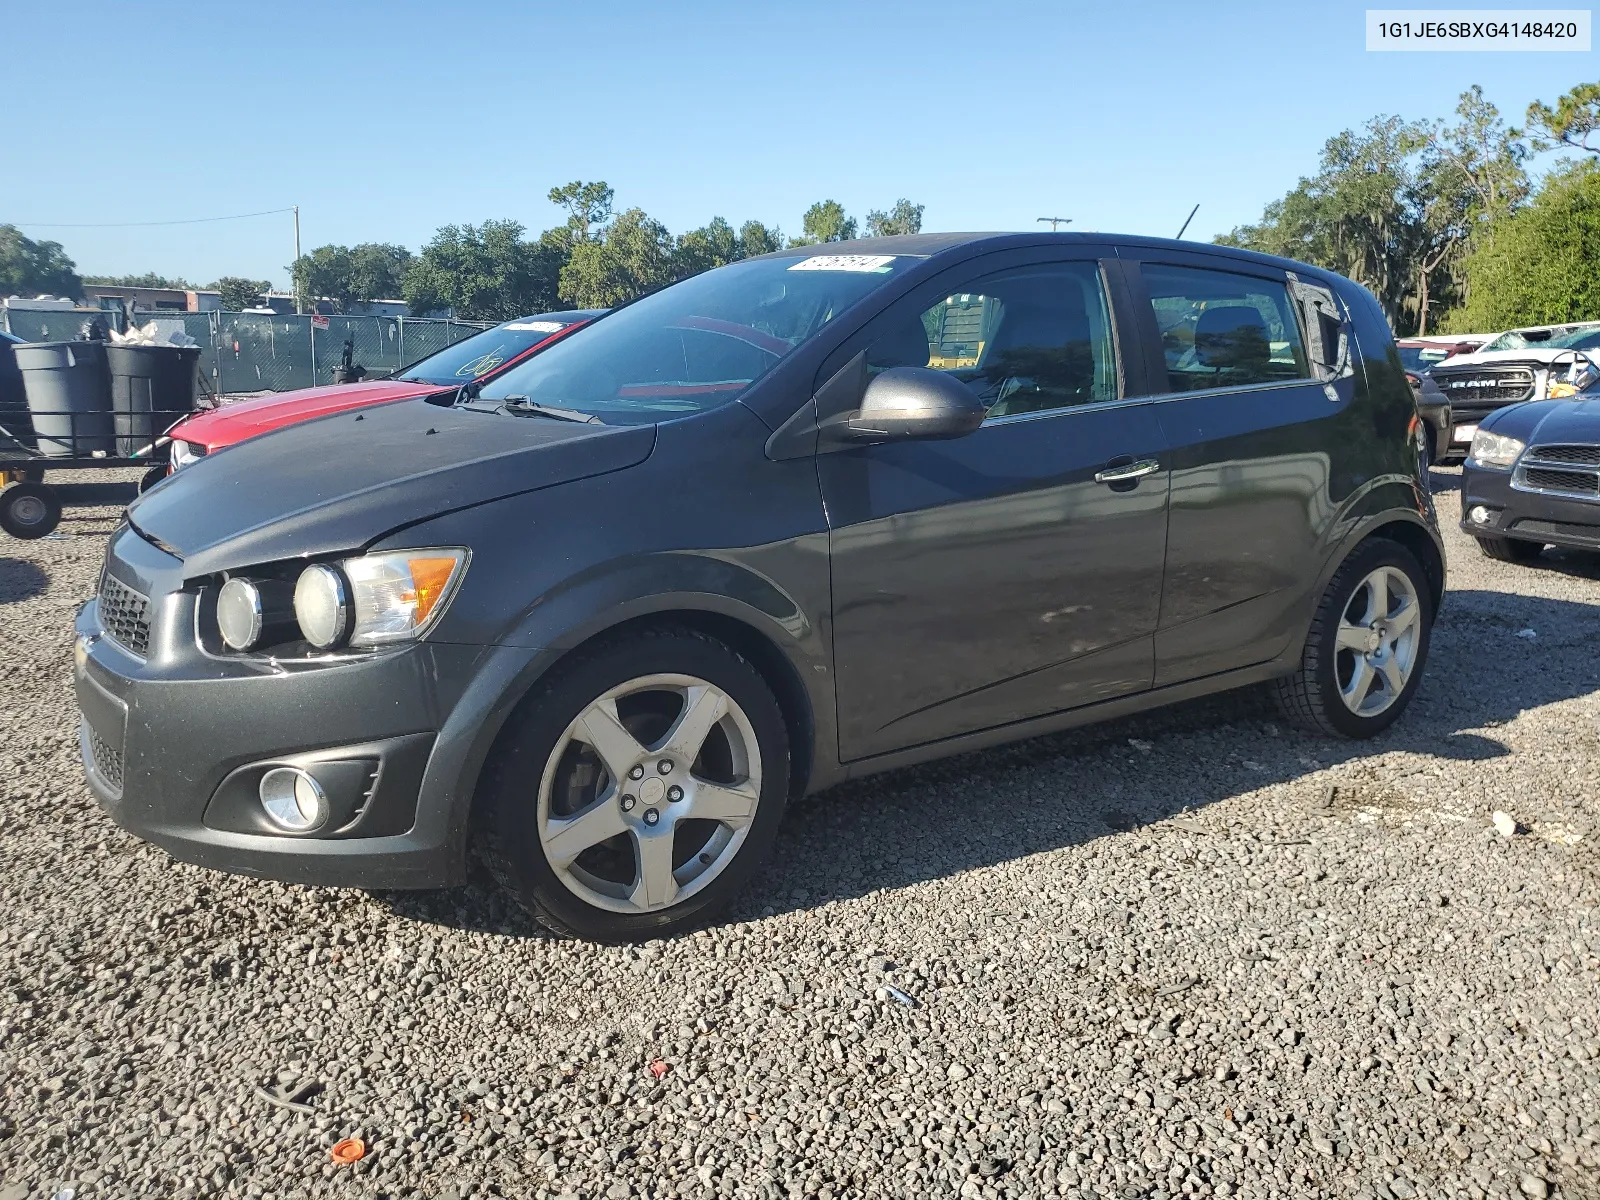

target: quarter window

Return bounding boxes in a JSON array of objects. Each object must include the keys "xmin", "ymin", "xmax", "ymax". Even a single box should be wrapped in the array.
[
  {"xmin": 863, "ymin": 263, "xmax": 1118, "ymax": 418},
  {"xmin": 1142, "ymin": 264, "xmax": 1310, "ymax": 393}
]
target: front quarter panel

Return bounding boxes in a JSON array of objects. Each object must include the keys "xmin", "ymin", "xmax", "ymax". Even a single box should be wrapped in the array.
[{"xmin": 381, "ymin": 402, "xmax": 838, "ymax": 851}]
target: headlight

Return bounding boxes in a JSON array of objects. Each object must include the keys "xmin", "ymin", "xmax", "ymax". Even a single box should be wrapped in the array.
[
  {"xmin": 216, "ymin": 577, "xmax": 295, "ymax": 651},
  {"xmin": 293, "ymin": 549, "xmax": 468, "ymax": 649},
  {"xmin": 169, "ymin": 439, "xmax": 207, "ymax": 469},
  {"xmin": 1469, "ymin": 429, "xmax": 1525, "ymax": 469}
]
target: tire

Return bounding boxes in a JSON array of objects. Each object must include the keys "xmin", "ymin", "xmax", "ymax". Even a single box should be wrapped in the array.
[
  {"xmin": 1476, "ymin": 535, "xmax": 1544, "ymax": 564},
  {"xmin": 0, "ymin": 481, "xmax": 63, "ymax": 540},
  {"xmin": 137, "ymin": 465, "xmax": 169, "ymax": 495},
  {"xmin": 477, "ymin": 626, "xmax": 790, "ymax": 942},
  {"xmin": 1273, "ymin": 538, "xmax": 1433, "ymax": 739}
]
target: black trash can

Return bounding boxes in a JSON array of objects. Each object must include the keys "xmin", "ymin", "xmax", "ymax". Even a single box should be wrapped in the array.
[
  {"xmin": 0, "ymin": 338, "xmax": 33, "ymax": 452},
  {"xmin": 106, "ymin": 343, "xmax": 201, "ymax": 456},
  {"xmin": 15, "ymin": 341, "xmax": 115, "ymax": 458}
]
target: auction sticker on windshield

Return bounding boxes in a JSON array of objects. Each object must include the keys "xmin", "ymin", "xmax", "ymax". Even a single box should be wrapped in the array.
[
  {"xmin": 787, "ymin": 255, "xmax": 897, "ymax": 272},
  {"xmin": 504, "ymin": 321, "xmax": 566, "ymax": 332}
]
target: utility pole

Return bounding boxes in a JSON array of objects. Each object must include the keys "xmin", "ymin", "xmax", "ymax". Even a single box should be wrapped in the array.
[
  {"xmin": 1036, "ymin": 217, "xmax": 1072, "ymax": 232},
  {"xmin": 292, "ymin": 205, "xmax": 302, "ymax": 314}
]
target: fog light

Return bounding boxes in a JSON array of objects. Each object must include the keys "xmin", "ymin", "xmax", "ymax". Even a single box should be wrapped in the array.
[
  {"xmin": 259, "ymin": 767, "xmax": 329, "ymax": 832},
  {"xmin": 1469, "ymin": 505, "xmax": 1493, "ymax": 525}
]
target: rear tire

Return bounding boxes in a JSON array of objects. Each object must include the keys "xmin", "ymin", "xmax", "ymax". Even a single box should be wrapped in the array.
[
  {"xmin": 0, "ymin": 481, "xmax": 62, "ymax": 540},
  {"xmin": 477, "ymin": 626, "xmax": 790, "ymax": 942},
  {"xmin": 1273, "ymin": 539, "xmax": 1433, "ymax": 739},
  {"xmin": 1476, "ymin": 535, "xmax": 1544, "ymax": 563}
]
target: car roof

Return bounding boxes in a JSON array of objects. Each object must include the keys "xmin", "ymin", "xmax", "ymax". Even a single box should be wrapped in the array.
[{"xmin": 745, "ymin": 231, "xmax": 1349, "ymax": 287}]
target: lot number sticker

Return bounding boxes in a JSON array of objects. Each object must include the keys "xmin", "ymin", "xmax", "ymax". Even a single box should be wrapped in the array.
[
  {"xmin": 787, "ymin": 255, "xmax": 897, "ymax": 272},
  {"xmin": 504, "ymin": 320, "xmax": 566, "ymax": 332}
]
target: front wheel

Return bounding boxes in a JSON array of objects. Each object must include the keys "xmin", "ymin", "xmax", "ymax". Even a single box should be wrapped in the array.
[
  {"xmin": 1273, "ymin": 539, "xmax": 1433, "ymax": 738},
  {"xmin": 477, "ymin": 627, "xmax": 790, "ymax": 941},
  {"xmin": 1477, "ymin": 535, "xmax": 1544, "ymax": 564}
]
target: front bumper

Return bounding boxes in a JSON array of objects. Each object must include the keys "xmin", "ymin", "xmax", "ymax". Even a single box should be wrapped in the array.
[
  {"xmin": 1459, "ymin": 463, "xmax": 1600, "ymax": 550},
  {"xmin": 72, "ymin": 526, "xmax": 511, "ymax": 889}
]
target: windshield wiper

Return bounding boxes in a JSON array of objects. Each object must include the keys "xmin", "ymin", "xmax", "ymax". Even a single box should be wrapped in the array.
[{"xmin": 499, "ymin": 395, "xmax": 602, "ymax": 424}]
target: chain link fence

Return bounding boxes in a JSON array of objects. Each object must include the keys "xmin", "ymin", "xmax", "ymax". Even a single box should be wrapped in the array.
[{"xmin": 2, "ymin": 309, "xmax": 492, "ymax": 397}]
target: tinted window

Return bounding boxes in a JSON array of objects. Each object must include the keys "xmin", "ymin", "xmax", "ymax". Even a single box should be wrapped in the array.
[
  {"xmin": 1399, "ymin": 344, "xmax": 1452, "ymax": 372},
  {"xmin": 1142, "ymin": 264, "xmax": 1309, "ymax": 393},
  {"xmin": 481, "ymin": 254, "xmax": 920, "ymax": 424},
  {"xmin": 863, "ymin": 262, "xmax": 1116, "ymax": 418}
]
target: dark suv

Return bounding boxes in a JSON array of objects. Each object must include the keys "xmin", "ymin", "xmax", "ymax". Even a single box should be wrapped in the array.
[{"xmin": 74, "ymin": 234, "xmax": 1443, "ymax": 941}]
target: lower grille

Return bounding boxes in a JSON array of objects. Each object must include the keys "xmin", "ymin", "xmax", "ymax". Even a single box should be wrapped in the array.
[
  {"xmin": 97, "ymin": 573, "xmax": 152, "ymax": 657},
  {"xmin": 1522, "ymin": 466, "xmax": 1600, "ymax": 495},
  {"xmin": 1511, "ymin": 518, "xmax": 1600, "ymax": 542},
  {"xmin": 88, "ymin": 727, "xmax": 125, "ymax": 792}
]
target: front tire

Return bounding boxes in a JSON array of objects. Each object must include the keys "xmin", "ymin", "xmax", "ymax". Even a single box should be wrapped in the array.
[
  {"xmin": 1273, "ymin": 539, "xmax": 1433, "ymax": 739},
  {"xmin": 0, "ymin": 481, "xmax": 62, "ymax": 539},
  {"xmin": 478, "ymin": 626, "xmax": 790, "ymax": 942},
  {"xmin": 1476, "ymin": 535, "xmax": 1544, "ymax": 563}
]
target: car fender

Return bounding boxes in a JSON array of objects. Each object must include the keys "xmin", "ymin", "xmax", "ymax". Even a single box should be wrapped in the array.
[
  {"xmin": 413, "ymin": 547, "xmax": 837, "ymax": 876},
  {"xmin": 1301, "ymin": 477, "xmax": 1446, "ymax": 627}
]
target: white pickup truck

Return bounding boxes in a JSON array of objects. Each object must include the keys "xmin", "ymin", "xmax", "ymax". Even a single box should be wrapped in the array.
[{"xmin": 1428, "ymin": 321, "xmax": 1600, "ymax": 455}]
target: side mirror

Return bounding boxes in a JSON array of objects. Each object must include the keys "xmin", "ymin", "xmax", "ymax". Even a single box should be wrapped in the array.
[{"xmin": 842, "ymin": 367, "xmax": 986, "ymax": 441}]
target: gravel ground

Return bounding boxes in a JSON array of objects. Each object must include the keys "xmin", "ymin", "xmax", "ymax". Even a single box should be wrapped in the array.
[{"xmin": 1, "ymin": 467, "xmax": 1598, "ymax": 1200}]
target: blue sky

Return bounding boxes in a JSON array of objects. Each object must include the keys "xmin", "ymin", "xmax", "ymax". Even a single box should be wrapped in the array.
[{"xmin": 8, "ymin": 0, "xmax": 1596, "ymax": 290}]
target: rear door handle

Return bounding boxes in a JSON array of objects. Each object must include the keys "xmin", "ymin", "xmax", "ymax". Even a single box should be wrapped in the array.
[{"xmin": 1094, "ymin": 458, "xmax": 1161, "ymax": 484}]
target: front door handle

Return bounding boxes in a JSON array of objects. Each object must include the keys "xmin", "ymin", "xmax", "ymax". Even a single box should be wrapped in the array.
[{"xmin": 1094, "ymin": 458, "xmax": 1161, "ymax": 485}]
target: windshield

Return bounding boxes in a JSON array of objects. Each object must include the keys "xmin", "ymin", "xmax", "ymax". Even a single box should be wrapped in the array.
[
  {"xmin": 1399, "ymin": 344, "xmax": 1452, "ymax": 372},
  {"xmin": 478, "ymin": 253, "xmax": 921, "ymax": 423},
  {"xmin": 396, "ymin": 316, "xmax": 584, "ymax": 384},
  {"xmin": 1545, "ymin": 325, "xmax": 1600, "ymax": 350}
]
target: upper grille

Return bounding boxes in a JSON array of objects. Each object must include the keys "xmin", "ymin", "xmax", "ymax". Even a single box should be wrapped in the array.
[
  {"xmin": 97, "ymin": 573, "xmax": 151, "ymax": 657},
  {"xmin": 1528, "ymin": 444, "xmax": 1600, "ymax": 465},
  {"xmin": 1432, "ymin": 365, "xmax": 1537, "ymax": 405},
  {"xmin": 88, "ymin": 726, "xmax": 125, "ymax": 792},
  {"xmin": 1523, "ymin": 467, "xmax": 1600, "ymax": 494}
]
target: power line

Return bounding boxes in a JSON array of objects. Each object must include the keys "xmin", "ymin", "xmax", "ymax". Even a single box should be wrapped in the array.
[{"xmin": 10, "ymin": 208, "xmax": 296, "ymax": 229}]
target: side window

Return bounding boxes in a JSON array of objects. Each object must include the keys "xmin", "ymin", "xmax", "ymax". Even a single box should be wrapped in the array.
[
  {"xmin": 1142, "ymin": 264, "xmax": 1310, "ymax": 393},
  {"xmin": 863, "ymin": 262, "xmax": 1117, "ymax": 418}
]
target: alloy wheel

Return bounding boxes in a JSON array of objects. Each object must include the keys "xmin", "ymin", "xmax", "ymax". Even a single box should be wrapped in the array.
[
  {"xmin": 536, "ymin": 673, "xmax": 763, "ymax": 914},
  {"xmin": 1333, "ymin": 566, "xmax": 1421, "ymax": 717}
]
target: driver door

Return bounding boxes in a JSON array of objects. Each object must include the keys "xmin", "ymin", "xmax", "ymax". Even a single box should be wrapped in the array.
[{"xmin": 819, "ymin": 252, "xmax": 1171, "ymax": 761}]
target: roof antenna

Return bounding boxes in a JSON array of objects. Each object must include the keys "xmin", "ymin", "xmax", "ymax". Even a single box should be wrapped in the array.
[
  {"xmin": 1036, "ymin": 217, "xmax": 1072, "ymax": 232},
  {"xmin": 1176, "ymin": 204, "xmax": 1200, "ymax": 240}
]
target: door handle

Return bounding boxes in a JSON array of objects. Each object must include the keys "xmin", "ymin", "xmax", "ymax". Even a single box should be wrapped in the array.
[{"xmin": 1094, "ymin": 458, "xmax": 1160, "ymax": 484}]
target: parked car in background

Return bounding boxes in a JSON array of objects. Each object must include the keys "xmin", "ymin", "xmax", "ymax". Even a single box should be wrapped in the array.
[
  {"xmin": 1408, "ymin": 368, "xmax": 1452, "ymax": 475},
  {"xmin": 1429, "ymin": 322, "xmax": 1600, "ymax": 457},
  {"xmin": 76, "ymin": 233, "xmax": 1442, "ymax": 941},
  {"xmin": 1460, "ymin": 388, "xmax": 1600, "ymax": 561},
  {"xmin": 1397, "ymin": 334, "xmax": 1489, "ymax": 374},
  {"xmin": 163, "ymin": 310, "xmax": 603, "ymax": 469}
]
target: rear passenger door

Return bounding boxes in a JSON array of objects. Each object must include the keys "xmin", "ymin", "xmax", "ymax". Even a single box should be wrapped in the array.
[{"xmin": 1118, "ymin": 250, "xmax": 1356, "ymax": 686}]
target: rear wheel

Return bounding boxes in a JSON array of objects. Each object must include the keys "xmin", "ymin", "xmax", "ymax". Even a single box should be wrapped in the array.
[
  {"xmin": 478, "ymin": 627, "xmax": 790, "ymax": 941},
  {"xmin": 1273, "ymin": 539, "xmax": 1432, "ymax": 738},
  {"xmin": 0, "ymin": 481, "xmax": 62, "ymax": 540},
  {"xmin": 1476, "ymin": 535, "xmax": 1544, "ymax": 563}
]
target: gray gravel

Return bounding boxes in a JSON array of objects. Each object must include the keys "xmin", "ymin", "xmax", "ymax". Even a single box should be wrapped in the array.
[{"xmin": 2, "ymin": 467, "xmax": 1598, "ymax": 1200}]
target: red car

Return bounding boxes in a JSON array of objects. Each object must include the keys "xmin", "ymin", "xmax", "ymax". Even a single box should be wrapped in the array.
[{"xmin": 165, "ymin": 310, "xmax": 603, "ymax": 472}]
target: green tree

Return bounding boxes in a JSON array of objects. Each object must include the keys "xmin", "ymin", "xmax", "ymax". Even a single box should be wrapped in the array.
[
  {"xmin": 738, "ymin": 220, "xmax": 783, "ymax": 257},
  {"xmin": 865, "ymin": 199, "xmax": 925, "ymax": 237},
  {"xmin": 791, "ymin": 200, "xmax": 857, "ymax": 246},
  {"xmin": 560, "ymin": 208, "xmax": 677, "ymax": 308},
  {"xmin": 82, "ymin": 271, "xmax": 195, "ymax": 289},
  {"xmin": 348, "ymin": 243, "xmax": 413, "ymax": 303},
  {"xmin": 1527, "ymin": 81, "xmax": 1600, "ymax": 155},
  {"xmin": 292, "ymin": 245, "xmax": 356, "ymax": 311},
  {"xmin": 402, "ymin": 220, "xmax": 558, "ymax": 320},
  {"xmin": 0, "ymin": 225, "xmax": 82, "ymax": 298},
  {"xmin": 671, "ymin": 217, "xmax": 785, "ymax": 278},
  {"xmin": 548, "ymin": 180, "xmax": 615, "ymax": 242},
  {"xmin": 212, "ymin": 276, "xmax": 271, "ymax": 310},
  {"xmin": 1446, "ymin": 160, "xmax": 1600, "ymax": 331}
]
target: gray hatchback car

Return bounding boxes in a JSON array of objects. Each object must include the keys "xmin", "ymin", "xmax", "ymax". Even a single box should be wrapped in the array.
[{"xmin": 75, "ymin": 233, "xmax": 1443, "ymax": 941}]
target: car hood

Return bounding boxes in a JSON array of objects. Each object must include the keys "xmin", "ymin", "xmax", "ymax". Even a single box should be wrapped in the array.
[
  {"xmin": 174, "ymin": 379, "xmax": 449, "ymax": 449},
  {"xmin": 129, "ymin": 398, "xmax": 655, "ymax": 578},
  {"xmin": 1521, "ymin": 397, "xmax": 1600, "ymax": 443}
]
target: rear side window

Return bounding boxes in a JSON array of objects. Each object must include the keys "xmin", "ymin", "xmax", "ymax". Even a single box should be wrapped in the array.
[
  {"xmin": 1142, "ymin": 264, "xmax": 1310, "ymax": 393},
  {"xmin": 863, "ymin": 262, "xmax": 1118, "ymax": 419}
]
